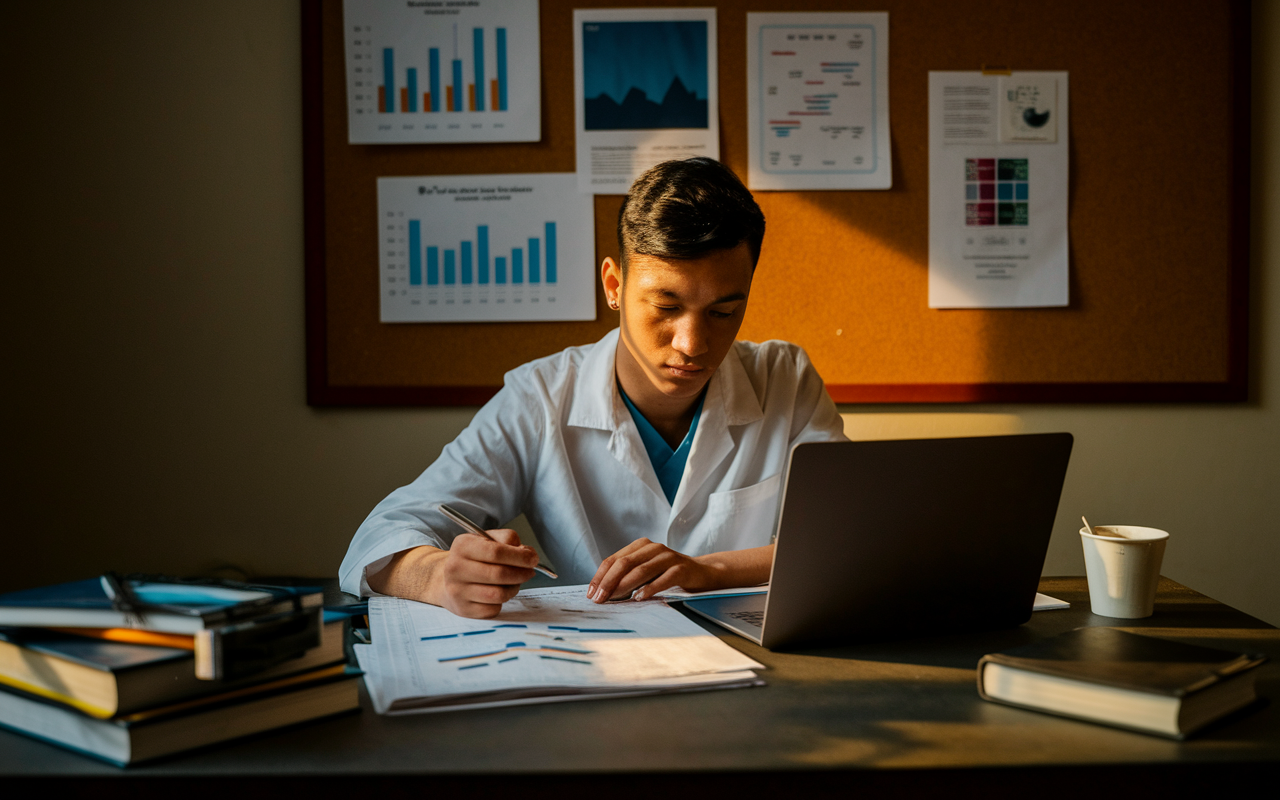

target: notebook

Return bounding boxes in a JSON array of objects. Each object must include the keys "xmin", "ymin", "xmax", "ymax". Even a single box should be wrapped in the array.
[{"xmin": 682, "ymin": 433, "xmax": 1074, "ymax": 649}]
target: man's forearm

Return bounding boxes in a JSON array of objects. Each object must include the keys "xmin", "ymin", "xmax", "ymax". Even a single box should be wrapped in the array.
[
  {"xmin": 365, "ymin": 545, "xmax": 448, "ymax": 602},
  {"xmin": 694, "ymin": 544, "xmax": 774, "ymax": 590}
]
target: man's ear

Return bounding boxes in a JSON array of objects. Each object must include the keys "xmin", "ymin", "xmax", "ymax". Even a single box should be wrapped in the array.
[{"xmin": 601, "ymin": 257, "xmax": 623, "ymax": 311}]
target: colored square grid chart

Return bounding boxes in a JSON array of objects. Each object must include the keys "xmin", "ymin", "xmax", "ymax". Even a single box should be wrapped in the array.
[
  {"xmin": 997, "ymin": 202, "xmax": 1029, "ymax": 226},
  {"xmin": 965, "ymin": 158, "xmax": 996, "ymax": 181},
  {"xmin": 966, "ymin": 202, "xmax": 996, "ymax": 226},
  {"xmin": 998, "ymin": 159, "xmax": 1029, "ymax": 180}
]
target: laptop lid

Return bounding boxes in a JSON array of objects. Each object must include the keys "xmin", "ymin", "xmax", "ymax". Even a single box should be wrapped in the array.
[{"xmin": 746, "ymin": 433, "xmax": 1072, "ymax": 649}]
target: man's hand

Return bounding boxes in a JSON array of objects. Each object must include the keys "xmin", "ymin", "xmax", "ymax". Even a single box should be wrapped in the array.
[
  {"xmin": 586, "ymin": 538, "xmax": 719, "ymax": 603},
  {"xmin": 587, "ymin": 540, "xmax": 776, "ymax": 603},
  {"xmin": 367, "ymin": 531, "xmax": 538, "ymax": 619}
]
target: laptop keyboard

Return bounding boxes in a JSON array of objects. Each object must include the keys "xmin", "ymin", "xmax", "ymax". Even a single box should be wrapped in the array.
[{"xmin": 728, "ymin": 610, "xmax": 764, "ymax": 627}]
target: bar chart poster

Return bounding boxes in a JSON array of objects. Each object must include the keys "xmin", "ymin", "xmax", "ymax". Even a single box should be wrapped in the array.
[
  {"xmin": 377, "ymin": 174, "xmax": 595, "ymax": 323},
  {"xmin": 746, "ymin": 12, "xmax": 891, "ymax": 191},
  {"xmin": 343, "ymin": 0, "xmax": 540, "ymax": 144}
]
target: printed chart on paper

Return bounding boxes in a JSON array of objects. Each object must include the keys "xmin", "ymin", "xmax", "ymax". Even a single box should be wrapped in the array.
[
  {"xmin": 377, "ymin": 174, "xmax": 594, "ymax": 323},
  {"xmin": 747, "ymin": 12, "xmax": 890, "ymax": 190},
  {"xmin": 368, "ymin": 587, "xmax": 764, "ymax": 702},
  {"xmin": 343, "ymin": 0, "xmax": 540, "ymax": 144}
]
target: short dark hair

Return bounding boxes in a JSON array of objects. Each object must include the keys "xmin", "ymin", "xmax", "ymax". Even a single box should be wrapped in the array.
[{"xmin": 617, "ymin": 158, "xmax": 766, "ymax": 272}]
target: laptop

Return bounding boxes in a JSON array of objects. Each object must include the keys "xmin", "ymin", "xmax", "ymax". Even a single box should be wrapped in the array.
[{"xmin": 682, "ymin": 433, "xmax": 1073, "ymax": 649}]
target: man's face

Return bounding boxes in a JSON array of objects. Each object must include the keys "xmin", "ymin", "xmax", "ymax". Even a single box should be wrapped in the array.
[{"xmin": 613, "ymin": 243, "xmax": 754, "ymax": 404}]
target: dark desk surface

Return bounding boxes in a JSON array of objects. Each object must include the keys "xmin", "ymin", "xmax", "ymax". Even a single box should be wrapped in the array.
[{"xmin": 5, "ymin": 577, "xmax": 1279, "ymax": 797}]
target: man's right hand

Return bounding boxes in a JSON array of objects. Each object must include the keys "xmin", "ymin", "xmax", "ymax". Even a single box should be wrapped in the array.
[{"xmin": 366, "ymin": 531, "xmax": 538, "ymax": 619}]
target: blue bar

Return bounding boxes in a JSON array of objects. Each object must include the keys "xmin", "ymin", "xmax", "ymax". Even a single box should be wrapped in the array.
[
  {"xmin": 452, "ymin": 59, "xmax": 463, "ymax": 111},
  {"xmin": 512, "ymin": 248, "xmax": 523, "ymax": 284},
  {"xmin": 409, "ymin": 221, "xmax": 422, "ymax": 285},
  {"xmin": 528, "ymin": 238, "xmax": 540, "ymax": 284},
  {"xmin": 444, "ymin": 250, "xmax": 456, "ymax": 284},
  {"xmin": 495, "ymin": 256, "xmax": 507, "ymax": 284},
  {"xmin": 383, "ymin": 49, "xmax": 394, "ymax": 113},
  {"xmin": 496, "ymin": 28, "xmax": 508, "ymax": 110},
  {"xmin": 406, "ymin": 68, "xmax": 418, "ymax": 113},
  {"xmin": 429, "ymin": 49, "xmax": 440, "ymax": 112},
  {"xmin": 461, "ymin": 241, "xmax": 473, "ymax": 284},
  {"xmin": 473, "ymin": 28, "xmax": 485, "ymax": 112},
  {"xmin": 545, "ymin": 222, "xmax": 557, "ymax": 283},
  {"xmin": 427, "ymin": 247, "xmax": 440, "ymax": 285},
  {"xmin": 477, "ymin": 225, "xmax": 489, "ymax": 284}
]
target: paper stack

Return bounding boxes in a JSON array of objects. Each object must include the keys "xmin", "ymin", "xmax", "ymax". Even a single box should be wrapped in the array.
[{"xmin": 358, "ymin": 585, "xmax": 764, "ymax": 714}]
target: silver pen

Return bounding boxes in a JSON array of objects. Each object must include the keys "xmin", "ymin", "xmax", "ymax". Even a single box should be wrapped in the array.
[{"xmin": 438, "ymin": 504, "xmax": 558, "ymax": 579}]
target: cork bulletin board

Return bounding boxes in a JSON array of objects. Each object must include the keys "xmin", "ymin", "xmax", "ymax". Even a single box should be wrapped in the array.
[{"xmin": 303, "ymin": 0, "xmax": 1250, "ymax": 406}]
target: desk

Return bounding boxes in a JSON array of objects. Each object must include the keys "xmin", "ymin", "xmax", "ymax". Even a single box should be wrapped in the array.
[{"xmin": 4, "ymin": 577, "xmax": 1278, "ymax": 797}]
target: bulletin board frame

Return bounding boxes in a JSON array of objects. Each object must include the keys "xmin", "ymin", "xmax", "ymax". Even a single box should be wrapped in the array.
[{"xmin": 303, "ymin": 0, "xmax": 1251, "ymax": 407}]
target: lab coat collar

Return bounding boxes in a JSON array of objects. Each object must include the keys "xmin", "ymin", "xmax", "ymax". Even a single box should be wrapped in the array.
[
  {"xmin": 566, "ymin": 330, "xmax": 765, "ymax": 432},
  {"xmin": 567, "ymin": 328, "xmax": 668, "ymax": 505},
  {"xmin": 670, "ymin": 342, "xmax": 764, "ymax": 519},
  {"xmin": 567, "ymin": 328, "xmax": 624, "ymax": 432},
  {"xmin": 567, "ymin": 331, "xmax": 766, "ymax": 517}
]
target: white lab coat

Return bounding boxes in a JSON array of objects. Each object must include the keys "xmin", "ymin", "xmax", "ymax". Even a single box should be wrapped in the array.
[{"xmin": 339, "ymin": 328, "xmax": 846, "ymax": 596}]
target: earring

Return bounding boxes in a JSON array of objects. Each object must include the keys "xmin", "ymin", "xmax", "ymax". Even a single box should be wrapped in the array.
[{"xmin": 609, "ymin": 299, "xmax": 618, "ymax": 310}]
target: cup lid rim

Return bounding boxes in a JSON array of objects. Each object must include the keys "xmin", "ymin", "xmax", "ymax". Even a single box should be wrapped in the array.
[{"xmin": 1079, "ymin": 525, "xmax": 1169, "ymax": 542}]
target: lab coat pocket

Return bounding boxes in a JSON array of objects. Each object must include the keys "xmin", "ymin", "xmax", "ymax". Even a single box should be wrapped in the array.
[{"xmin": 704, "ymin": 473, "xmax": 783, "ymax": 551}]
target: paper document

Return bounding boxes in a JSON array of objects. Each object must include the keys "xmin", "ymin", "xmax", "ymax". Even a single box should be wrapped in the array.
[
  {"xmin": 657, "ymin": 585, "xmax": 769, "ymax": 602},
  {"xmin": 573, "ymin": 8, "xmax": 719, "ymax": 194},
  {"xmin": 928, "ymin": 71, "xmax": 1069, "ymax": 308},
  {"xmin": 342, "ymin": 0, "xmax": 541, "ymax": 144},
  {"xmin": 377, "ymin": 173, "xmax": 595, "ymax": 323},
  {"xmin": 361, "ymin": 586, "xmax": 764, "ymax": 714},
  {"xmin": 746, "ymin": 12, "xmax": 891, "ymax": 191}
]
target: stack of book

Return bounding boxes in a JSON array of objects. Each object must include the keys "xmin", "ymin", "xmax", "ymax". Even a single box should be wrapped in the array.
[{"xmin": 0, "ymin": 575, "xmax": 360, "ymax": 765}]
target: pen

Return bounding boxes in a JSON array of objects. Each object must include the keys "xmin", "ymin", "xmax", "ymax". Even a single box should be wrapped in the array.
[{"xmin": 438, "ymin": 504, "xmax": 559, "ymax": 579}]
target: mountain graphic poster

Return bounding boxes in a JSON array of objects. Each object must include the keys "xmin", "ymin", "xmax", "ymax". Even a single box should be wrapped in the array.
[
  {"xmin": 582, "ymin": 21, "xmax": 709, "ymax": 131},
  {"xmin": 573, "ymin": 8, "xmax": 719, "ymax": 194}
]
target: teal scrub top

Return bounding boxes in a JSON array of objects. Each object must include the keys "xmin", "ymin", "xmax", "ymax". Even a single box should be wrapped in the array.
[{"xmin": 619, "ymin": 388, "xmax": 705, "ymax": 505}]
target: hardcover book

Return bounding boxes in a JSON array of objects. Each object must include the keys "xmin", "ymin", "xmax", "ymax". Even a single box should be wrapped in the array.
[
  {"xmin": 0, "ymin": 577, "xmax": 323, "ymax": 634},
  {"xmin": 0, "ymin": 663, "xmax": 359, "ymax": 766},
  {"xmin": 977, "ymin": 627, "xmax": 1267, "ymax": 739}
]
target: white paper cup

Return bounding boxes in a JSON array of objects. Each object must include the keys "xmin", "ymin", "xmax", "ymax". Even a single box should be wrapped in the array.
[{"xmin": 1079, "ymin": 525, "xmax": 1169, "ymax": 618}]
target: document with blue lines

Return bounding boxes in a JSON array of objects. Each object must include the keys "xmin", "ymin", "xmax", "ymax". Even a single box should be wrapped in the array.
[{"xmin": 359, "ymin": 585, "xmax": 764, "ymax": 714}]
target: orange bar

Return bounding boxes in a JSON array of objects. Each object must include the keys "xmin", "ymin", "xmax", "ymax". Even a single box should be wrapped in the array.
[
  {"xmin": 400, "ymin": 87, "xmax": 409, "ymax": 112},
  {"xmin": 446, "ymin": 85, "xmax": 454, "ymax": 111},
  {"xmin": 424, "ymin": 92, "xmax": 431, "ymax": 112},
  {"xmin": 468, "ymin": 84, "xmax": 476, "ymax": 111},
  {"xmin": 491, "ymin": 79, "xmax": 499, "ymax": 111},
  {"xmin": 378, "ymin": 86, "xmax": 386, "ymax": 113}
]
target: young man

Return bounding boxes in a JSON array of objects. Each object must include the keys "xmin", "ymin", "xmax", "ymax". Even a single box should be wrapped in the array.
[{"xmin": 339, "ymin": 158, "xmax": 845, "ymax": 618}]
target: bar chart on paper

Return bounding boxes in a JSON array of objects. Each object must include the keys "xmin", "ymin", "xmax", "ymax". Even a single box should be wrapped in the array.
[
  {"xmin": 377, "ymin": 174, "xmax": 595, "ymax": 323},
  {"xmin": 343, "ymin": 0, "xmax": 540, "ymax": 144}
]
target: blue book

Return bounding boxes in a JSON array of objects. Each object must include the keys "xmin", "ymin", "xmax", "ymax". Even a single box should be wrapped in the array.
[{"xmin": 0, "ymin": 577, "xmax": 323, "ymax": 634}]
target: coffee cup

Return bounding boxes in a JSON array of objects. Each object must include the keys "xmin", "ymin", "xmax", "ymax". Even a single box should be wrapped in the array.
[{"xmin": 1079, "ymin": 525, "xmax": 1169, "ymax": 619}]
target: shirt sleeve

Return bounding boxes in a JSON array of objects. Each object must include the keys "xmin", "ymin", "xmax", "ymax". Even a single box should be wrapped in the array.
[
  {"xmin": 337, "ymin": 369, "xmax": 547, "ymax": 597},
  {"xmin": 787, "ymin": 345, "xmax": 849, "ymax": 446}
]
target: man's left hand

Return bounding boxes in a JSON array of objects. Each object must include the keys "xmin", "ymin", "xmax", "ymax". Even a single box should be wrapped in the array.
[{"xmin": 586, "ymin": 538, "xmax": 720, "ymax": 603}]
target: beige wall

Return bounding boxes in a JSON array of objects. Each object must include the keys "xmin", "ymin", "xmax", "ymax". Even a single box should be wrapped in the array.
[{"xmin": 5, "ymin": 2, "xmax": 1276, "ymax": 624}]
